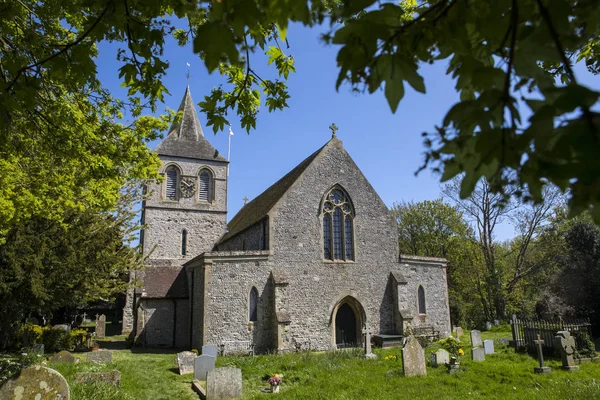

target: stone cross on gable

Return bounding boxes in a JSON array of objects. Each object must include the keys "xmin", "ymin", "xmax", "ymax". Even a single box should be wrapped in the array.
[
  {"xmin": 329, "ymin": 123, "xmax": 338, "ymax": 138},
  {"xmin": 533, "ymin": 334, "xmax": 551, "ymax": 373},
  {"xmin": 362, "ymin": 325, "xmax": 376, "ymax": 359},
  {"xmin": 243, "ymin": 196, "xmax": 249, "ymax": 205}
]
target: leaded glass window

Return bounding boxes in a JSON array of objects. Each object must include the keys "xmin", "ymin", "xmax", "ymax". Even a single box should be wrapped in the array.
[
  {"xmin": 418, "ymin": 286, "xmax": 426, "ymax": 314},
  {"xmin": 249, "ymin": 287, "xmax": 258, "ymax": 322},
  {"xmin": 322, "ymin": 187, "xmax": 354, "ymax": 261},
  {"xmin": 165, "ymin": 166, "xmax": 179, "ymax": 200}
]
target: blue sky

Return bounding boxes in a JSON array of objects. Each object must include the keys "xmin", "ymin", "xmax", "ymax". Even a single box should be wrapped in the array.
[{"xmin": 98, "ymin": 22, "xmax": 598, "ymax": 241}]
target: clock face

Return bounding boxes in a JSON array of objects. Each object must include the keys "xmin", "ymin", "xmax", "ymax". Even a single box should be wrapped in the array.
[{"xmin": 180, "ymin": 177, "xmax": 196, "ymax": 198}]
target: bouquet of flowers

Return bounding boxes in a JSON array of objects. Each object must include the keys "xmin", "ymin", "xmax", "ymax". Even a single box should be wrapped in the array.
[{"xmin": 267, "ymin": 373, "xmax": 281, "ymax": 386}]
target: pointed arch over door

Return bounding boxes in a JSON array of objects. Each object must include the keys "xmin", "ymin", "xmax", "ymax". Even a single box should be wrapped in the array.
[{"xmin": 330, "ymin": 295, "xmax": 366, "ymax": 348}]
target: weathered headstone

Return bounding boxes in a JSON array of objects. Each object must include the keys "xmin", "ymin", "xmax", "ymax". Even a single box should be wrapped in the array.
[
  {"xmin": 434, "ymin": 349, "xmax": 450, "ymax": 366},
  {"xmin": 31, "ymin": 344, "xmax": 45, "ymax": 354},
  {"xmin": 50, "ymin": 350, "xmax": 76, "ymax": 364},
  {"xmin": 53, "ymin": 324, "xmax": 70, "ymax": 331},
  {"xmin": 485, "ymin": 321, "xmax": 492, "ymax": 330},
  {"xmin": 75, "ymin": 371, "xmax": 121, "ymax": 387},
  {"xmin": 493, "ymin": 319, "xmax": 500, "ymax": 326},
  {"xmin": 533, "ymin": 335, "xmax": 551, "ymax": 374},
  {"xmin": 452, "ymin": 326, "xmax": 463, "ymax": 339},
  {"xmin": 176, "ymin": 351, "xmax": 196, "ymax": 375},
  {"xmin": 95, "ymin": 314, "xmax": 106, "ymax": 339},
  {"xmin": 402, "ymin": 336, "xmax": 427, "ymax": 376},
  {"xmin": 554, "ymin": 331, "xmax": 579, "ymax": 371},
  {"xmin": 194, "ymin": 354, "xmax": 216, "ymax": 381},
  {"xmin": 206, "ymin": 367, "xmax": 242, "ymax": 400},
  {"xmin": 483, "ymin": 339, "xmax": 495, "ymax": 354},
  {"xmin": 0, "ymin": 365, "xmax": 70, "ymax": 399},
  {"xmin": 470, "ymin": 330, "xmax": 483, "ymax": 348},
  {"xmin": 202, "ymin": 344, "xmax": 219, "ymax": 358},
  {"xmin": 86, "ymin": 350, "xmax": 112, "ymax": 363},
  {"xmin": 362, "ymin": 325, "xmax": 377, "ymax": 359},
  {"xmin": 471, "ymin": 347, "xmax": 485, "ymax": 361}
]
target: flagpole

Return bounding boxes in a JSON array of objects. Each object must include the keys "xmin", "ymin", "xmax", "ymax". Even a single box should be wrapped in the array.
[{"xmin": 227, "ymin": 126, "xmax": 234, "ymax": 177}]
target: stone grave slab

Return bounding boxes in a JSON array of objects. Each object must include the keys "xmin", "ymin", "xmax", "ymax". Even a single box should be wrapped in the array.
[
  {"xmin": 87, "ymin": 350, "xmax": 112, "ymax": 363},
  {"xmin": 472, "ymin": 347, "xmax": 485, "ymax": 361},
  {"xmin": 402, "ymin": 336, "xmax": 427, "ymax": 376},
  {"xmin": 202, "ymin": 344, "xmax": 219, "ymax": 357},
  {"xmin": 206, "ymin": 367, "xmax": 242, "ymax": 400},
  {"xmin": 75, "ymin": 371, "xmax": 121, "ymax": 387},
  {"xmin": 470, "ymin": 330, "xmax": 483, "ymax": 348},
  {"xmin": 452, "ymin": 326, "xmax": 463, "ymax": 339},
  {"xmin": 50, "ymin": 350, "xmax": 76, "ymax": 364},
  {"xmin": 176, "ymin": 351, "xmax": 196, "ymax": 375},
  {"xmin": 194, "ymin": 354, "xmax": 216, "ymax": 381},
  {"xmin": 435, "ymin": 349, "xmax": 450, "ymax": 366},
  {"xmin": 483, "ymin": 340, "xmax": 495, "ymax": 354},
  {"xmin": 0, "ymin": 365, "xmax": 70, "ymax": 399},
  {"xmin": 95, "ymin": 314, "xmax": 106, "ymax": 339}
]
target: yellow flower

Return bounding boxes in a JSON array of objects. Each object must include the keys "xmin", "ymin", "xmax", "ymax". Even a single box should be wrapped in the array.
[{"xmin": 458, "ymin": 349, "xmax": 464, "ymax": 356}]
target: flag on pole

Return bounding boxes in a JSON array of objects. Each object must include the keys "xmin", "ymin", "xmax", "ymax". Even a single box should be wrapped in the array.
[{"xmin": 229, "ymin": 126, "xmax": 234, "ymax": 136}]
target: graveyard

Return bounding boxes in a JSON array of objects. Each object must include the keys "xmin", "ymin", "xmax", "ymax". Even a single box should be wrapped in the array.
[{"xmin": 2, "ymin": 326, "xmax": 599, "ymax": 399}]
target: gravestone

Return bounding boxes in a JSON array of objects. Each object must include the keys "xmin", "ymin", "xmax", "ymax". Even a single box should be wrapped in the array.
[
  {"xmin": 176, "ymin": 351, "xmax": 196, "ymax": 375},
  {"xmin": 485, "ymin": 321, "xmax": 492, "ymax": 330},
  {"xmin": 0, "ymin": 365, "xmax": 70, "ymax": 399},
  {"xmin": 202, "ymin": 344, "xmax": 219, "ymax": 357},
  {"xmin": 206, "ymin": 367, "xmax": 242, "ymax": 400},
  {"xmin": 472, "ymin": 347, "xmax": 485, "ymax": 361},
  {"xmin": 87, "ymin": 350, "xmax": 112, "ymax": 363},
  {"xmin": 533, "ymin": 334, "xmax": 551, "ymax": 374},
  {"xmin": 493, "ymin": 319, "xmax": 500, "ymax": 326},
  {"xmin": 434, "ymin": 349, "xmax": 450, "ymax": 366},
  {"xmin": 452, "ymin": 326, "xmax": 463, "ymax": 339},
  {"xmin": 554, "ymin": 331, "xmax": 579, "ymax": 371},
  {"xmin": 50, "ymin": 350, "xmax": 77, "ymax": 364},
  {"xmin": 95, "ymin": 314, "xmax": 106, "ymax": 339},
  {"xmin": 401, "ymin": 336, "xmax": 427, "ymax": 376},
  {"xmin": 470, "ymin": 330, "xmax": 483, "ymax": 348},
  {"xmin": 31, "ymin": 344, "xmax": 45, "ymax": 354},
  {"xmin": 362, "ymin": 325, "xmax": 377, "ymax": 359},
  {"xmin": 53, "ymin": 324, "xmax": 70, "ymax": 331},
  {"xmin": 483, "ymin": 340, "xmax": 495, "ymax": 354},
  {"xmin": 75, "ymin": 371, "xmax": 121, "ymax": 387},
  {"xmin": 194, "ymin": 354, "xmax": 216, "ymax": 381}
]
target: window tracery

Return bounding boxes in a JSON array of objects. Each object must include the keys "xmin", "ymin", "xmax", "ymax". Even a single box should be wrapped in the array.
[{"xmin": 322, "ymin": 187, "xmax": 354, "ymax": 261}]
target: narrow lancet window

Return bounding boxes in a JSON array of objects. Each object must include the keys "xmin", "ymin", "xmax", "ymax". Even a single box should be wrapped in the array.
[
  {"xmin": 181, "ymin": 229, "xmax": 188, "ymax": 256},
  {"xmin": 249, "ymin": 287, "xmax": 258, "ymax": 322},
  {"xmin": 418, "ymin": 285, "xmax": 426, "ymax": 314}
]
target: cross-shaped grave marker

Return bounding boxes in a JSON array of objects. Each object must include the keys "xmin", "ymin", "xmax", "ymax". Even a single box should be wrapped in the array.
[
  {"xmin": 362, "ymin": 325, "xmax": 377, "ymax": 359},
  {"xmin": 533, "ymin": 334, "xmax": 551, "ymax": 374}
]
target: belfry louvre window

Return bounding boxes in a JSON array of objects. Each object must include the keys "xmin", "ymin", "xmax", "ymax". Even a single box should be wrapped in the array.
[
  {"xmin": 199, "ymin": 170, "xmax": 211, "ymax": 202},
  {"xmin": 165, "ymin": 166, "xmax": 179, "ymax": 200},
  {"xmin": 322, "ymin": 187, "xmax": 354, "ymax": 261}
]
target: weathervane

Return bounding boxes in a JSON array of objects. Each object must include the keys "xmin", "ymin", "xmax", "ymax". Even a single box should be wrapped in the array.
[
  {"xmin": 186, "ymin": 62, "xmax": 191, "ymax": 80},
  {"xmin": 329, "ymin": 123, "xmax": 338, "ymax": 138}
]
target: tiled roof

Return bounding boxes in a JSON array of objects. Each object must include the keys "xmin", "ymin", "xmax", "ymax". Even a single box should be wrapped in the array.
[
  {"xmin": 140, "ymin": 261, "xmax": 188, "ymax": 298},
  {"xmin": 154, "ymin": 86, "xmax": 227, "ymax": 162}
]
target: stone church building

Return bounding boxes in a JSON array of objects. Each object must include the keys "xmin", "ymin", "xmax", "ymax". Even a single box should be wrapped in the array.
[{"xmin": 122, "ymin": 87, "xmax": 451, "ymax": 352}]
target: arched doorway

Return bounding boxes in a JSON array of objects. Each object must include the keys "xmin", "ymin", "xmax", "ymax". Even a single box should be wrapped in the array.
[{"xmin": 331, "ymin": 296, "xmax": 365, "ymax": 349}]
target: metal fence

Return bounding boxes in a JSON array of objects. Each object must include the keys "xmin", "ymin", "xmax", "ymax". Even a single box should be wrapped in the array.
[{"xmin": 510, "ymin": 314, "xmax": 592, "ymax": 357}]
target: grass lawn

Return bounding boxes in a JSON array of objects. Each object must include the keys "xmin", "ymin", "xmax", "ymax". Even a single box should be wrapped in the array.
[{"xmin": 42, "ymin": 329, "xmax": 600, "ymax": 399}]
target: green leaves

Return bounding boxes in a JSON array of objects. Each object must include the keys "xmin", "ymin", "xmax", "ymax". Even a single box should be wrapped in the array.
[{"xmin": 193, "ymin": 22, "xmax": 240, "ymax": 72}]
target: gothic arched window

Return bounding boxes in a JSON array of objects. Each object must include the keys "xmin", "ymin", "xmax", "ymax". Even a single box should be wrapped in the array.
[
  {"xmin": 322, "ymin": 187, "xmax": 354, "ymax": 261},
  {"xmin": 198, "ymin": 170, "xmax": 212, "ymax": 202},
  {"xmin": 418, "ymin": 285, "xmax": 426, "ymax": 314},
  {"xmin": 165, "ymin": 165, "xmax": 180, "ymax": 201},
  {"xmin": 249, "ymin": 287, "xmax": 258, "ymax": 322}
]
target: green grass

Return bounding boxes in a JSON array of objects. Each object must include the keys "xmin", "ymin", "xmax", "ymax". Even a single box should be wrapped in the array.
[{"xmin": 42, "ymin": 329, "xmax": 600, "ymax": 399}]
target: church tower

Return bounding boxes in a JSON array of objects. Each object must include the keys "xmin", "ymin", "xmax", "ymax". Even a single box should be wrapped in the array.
[
  {"xmin": 123, "ymin": 87, "xmax": 228, "ymax": 347},
  {"xmin": 140, "ymin": 86, "xmax": 228, "ymax": 258}
]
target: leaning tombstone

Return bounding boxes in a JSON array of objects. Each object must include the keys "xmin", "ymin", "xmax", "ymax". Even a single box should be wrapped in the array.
[
  {"xmin": 202, "ymin": 344, "xmax": 219, "ymax": 358},
  {"xmin": 86, "ymin": 350, "xmax": 112, "ymax": 363},
  {"xmin": 402, "ymin": 336, "xmax": 427, "ymax": 376},
  {"xmin": 50, "ymin": 350, "xmax": 77, "ymax": 364},
  {"xmin": 470, "ymin": 330, "xmax": 483, "ymax": 348},
  {"xmin": 472, "ymin": 347, "xmax": 485, "ymax": 362},
  {"xmin": 194, "ymin": 354, "xmax": 216, "ymax": 381},
  {"xmin": 206, "ymin": 367, "xmax": 242, "ymax": 400},
  {"xmin": 0, "ymin": 365, "xmax": 70, "ymax": 399},
  {"xmin": 533, "ymin": 334, "xmax": 551, "ymax": 374},
  {"xmin": 554, "ymin": 331, "xmax": 579, "ymax": 371},
  {"xmin": 483, "ymin": 340, "xmax": 495, "ymax": 354},
  {"xmin": 176, "ymin": 351, "xmax": 196, "ymax": 375},
  {"xmin": 95, "ymin": 314, "xmax": 106, "ymax": 339}
]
